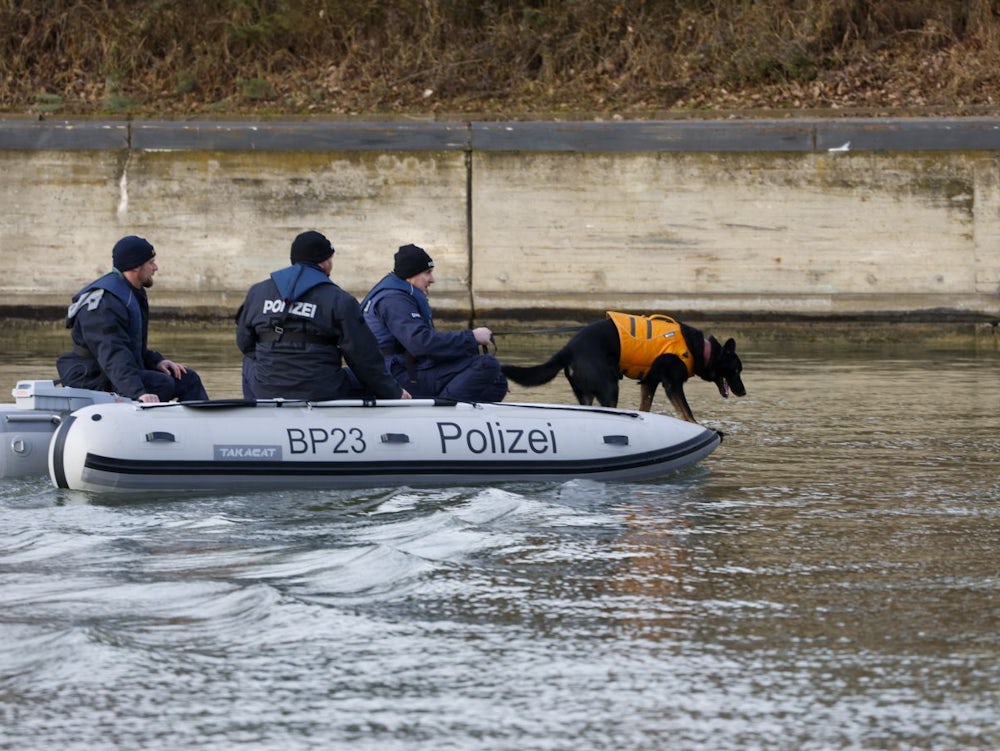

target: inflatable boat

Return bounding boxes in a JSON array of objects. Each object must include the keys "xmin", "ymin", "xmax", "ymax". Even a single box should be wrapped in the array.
[
  {"xmin": 49, "ymin": 397, "xmax": 721, "ymax": 493},
  {"xmin": 1, "ymin": 380, "xmax": 128, "ymax": 478}
]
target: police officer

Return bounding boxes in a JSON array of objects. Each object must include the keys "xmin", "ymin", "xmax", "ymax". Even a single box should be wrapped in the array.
[
  {"xmin": 56, "ymin": 235, "xmax": 209, "ymax": 403},
  {"xmin": 361, "ymin": 243, "xmax": 507, "ymax": 402},
  {"xmin": 236, "ymin": 230, "xmax": 409, "ymax": 402}
]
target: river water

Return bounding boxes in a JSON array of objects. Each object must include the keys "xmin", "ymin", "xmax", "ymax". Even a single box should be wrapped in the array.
[{"xmin": 1, "ymin": 323, "xmax": 997, "ymax": 750}]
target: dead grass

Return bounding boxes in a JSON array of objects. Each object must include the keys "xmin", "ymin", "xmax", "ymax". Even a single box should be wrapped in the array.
[{"xmin": 2, "ymin": 0, "xmax": 998, "ymax": 118}]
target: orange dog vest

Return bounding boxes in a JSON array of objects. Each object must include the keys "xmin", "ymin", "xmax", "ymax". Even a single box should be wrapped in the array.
[{"xmin": 607, "ymin": 311, "xmax": 694, "ymax": 381}]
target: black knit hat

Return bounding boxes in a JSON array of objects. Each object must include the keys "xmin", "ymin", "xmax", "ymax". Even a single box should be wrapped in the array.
[
  {"xmin": 393, "ymin": 244, "xmax": 434, "ymax": 279},
  {"xmin": 290, "ymin": 230, "xmax": 334, "ymax": 264},
  {"xmin": 112, "ymin": 235, "xmax": 155, "ymax": 271}
]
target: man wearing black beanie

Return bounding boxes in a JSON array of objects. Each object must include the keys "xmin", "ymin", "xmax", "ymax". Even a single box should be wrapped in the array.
[
  {"xmin": 236, "ymin": 230, "xmax": 410, "ymax": 401},
  {"xmin": 360, "ymin": 243, "xmax": 507, "ymax": 402},
  {"xmin": 56, "ymin": 235, "xmax": 209, "ymax": 403}
]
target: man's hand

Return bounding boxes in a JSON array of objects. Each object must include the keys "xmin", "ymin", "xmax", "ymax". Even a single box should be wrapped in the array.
[
  {"xmin": 157, "ymin": 359, "xmax": 188, "ymax": 379},
  {"xmin": 471, "ymin": 327, "xmax": 493, "ymax": 346},
  {"xmin": 138, "ymin": 393, "xmax": 160, "ymax": 403}
]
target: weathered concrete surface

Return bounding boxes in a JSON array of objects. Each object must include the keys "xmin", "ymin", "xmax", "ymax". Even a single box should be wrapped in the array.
[
  {"xmin": 0, "ymin": 117, "xmax": 997, "ymax": 321},
  {"xmin": 0, "ymin": 147, "xmax": 471, "ymax": 312},
  {"xmin": 111, "ymin": 149, "xmax": 471, "ymax": 312},
  {"xmin": 471, "ymin": 150, "xmax": 998, "ymax": 317}
]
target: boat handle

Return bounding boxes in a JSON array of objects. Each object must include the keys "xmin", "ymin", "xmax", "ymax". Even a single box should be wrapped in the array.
[
  {"xmin": 4, "ymin": 413, "xmax": 61, "ymax": 425},
  {"xmin": 380, "ymin": 433, "xmax": 410, "ymax": 444},
  {"xmin": 145, "ymin": 431, "xmax": 176, "ymax": 443},
  {"xmin": 603, "ymin": 434, "xmax": 629, "ymax": 446}
]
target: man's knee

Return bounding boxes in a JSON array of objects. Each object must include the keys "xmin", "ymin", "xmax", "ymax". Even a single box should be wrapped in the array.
[
  {"xmin": 142, "ymin": 371, "xmax": 176, "ymax": 401},
  {"xmin": 475, "ymin": 356, "xmax": 508, "ymax": 388},
  {"xmin": 144, "ymin": 368, "xmax": 208, "ymax": 401},
  {"xmin": 442, "ymin": 356, "xmax": 507, "ymax": 401},
  {"xmin": 177, "ymin": 369, "xmax": 209, "ymax": 401}
]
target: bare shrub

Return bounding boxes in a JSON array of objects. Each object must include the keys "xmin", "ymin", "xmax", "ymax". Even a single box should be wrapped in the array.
[{"xmin": 1, "ymin": 0, "xmax": 998, "ymax": 116}]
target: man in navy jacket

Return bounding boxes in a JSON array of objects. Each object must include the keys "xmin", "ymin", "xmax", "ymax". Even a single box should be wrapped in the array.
[
  {"xmin": 236, "ymin": 231, "xmax": 409, "ymax": 402},
  {"xmin": 361, "ymin": 244, "xmax": 507, "ymax": 402},
  {"xmin": 56, "ymin": 235, "xmax": 208, "ymax": 403}
]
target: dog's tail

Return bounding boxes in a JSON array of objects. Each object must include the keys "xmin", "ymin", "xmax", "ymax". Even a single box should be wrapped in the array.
[{"xmin": 501, "ymin": 349, "xmax": 572, "ymax": 387}]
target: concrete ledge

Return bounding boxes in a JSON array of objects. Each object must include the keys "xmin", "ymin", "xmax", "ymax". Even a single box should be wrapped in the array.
[
  {"xmin": 472, "ymin": 119, "xmax": 811, "ymax": 152},
  {"xmin": 6, "ymin": 116, "xmax": 1000, "ymax": 152},
  {"xmin": 0, "ymin": 120, "xmax": 129, "ymax": 150},
  {"xmin": 131, "ymin": 120, "xmax": 471, "ymax": 152}
]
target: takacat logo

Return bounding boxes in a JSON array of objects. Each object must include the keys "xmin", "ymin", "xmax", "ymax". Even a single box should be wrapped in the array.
[{"xmin": 214, "ymin": 445, "xmax": 283, "ymax": 460}]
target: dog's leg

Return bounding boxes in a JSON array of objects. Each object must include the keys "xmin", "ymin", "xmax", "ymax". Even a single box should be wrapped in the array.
[
  {"xmin": 568, "ymin": 377, "xmax": 593, "ymax": 406},
  {"xmin": 639, "ymin": 381, "xmax": 655, "ymax": 412},
  {"xmin": 666, "ymin": 388, "xmax": 697, "ymax": 423},
  {"xmin": 595, "ymin": 379, "xmax": 619, "ymax": 408}
]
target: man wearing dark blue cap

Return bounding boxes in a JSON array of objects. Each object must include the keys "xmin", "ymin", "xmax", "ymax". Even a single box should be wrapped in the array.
[
  {"xmin": 56, "ymin": 235, "xmax": 209, "ymax": 403},
  {"xmin": 361, "ymin": 243, "xmax": 507, "ymax": 402},
  {"xmin": 236, "ymin": 230, "xmax": 410, "ymax": 401}
]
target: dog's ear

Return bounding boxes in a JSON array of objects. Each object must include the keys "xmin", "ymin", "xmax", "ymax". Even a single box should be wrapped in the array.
[{"xmin": 723, "ymin": 338, "xmax": 736, "ymax": 354}]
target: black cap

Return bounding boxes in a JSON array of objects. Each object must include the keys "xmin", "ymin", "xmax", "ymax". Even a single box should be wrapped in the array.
[
  {"xmin": 393, "ymin": 243, "xmax": 434, "ymax": 279},
  {"xmin": 290, "ymin": 230, "xmax": 335, "ymax": 264},
  {"xmin": 112, "ymin": 235, "xmax": 155, "ymax": 271}
]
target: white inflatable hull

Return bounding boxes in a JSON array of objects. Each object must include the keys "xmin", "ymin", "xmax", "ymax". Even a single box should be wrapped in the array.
[{"xmin": 49, "ymin": 399, "xmax": 721, "ymax": 493}]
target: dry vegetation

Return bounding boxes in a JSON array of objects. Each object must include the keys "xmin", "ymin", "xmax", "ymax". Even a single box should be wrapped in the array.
[{"xmin": 2, "ymin": 0, "xmax": 999, "ymax": 119}]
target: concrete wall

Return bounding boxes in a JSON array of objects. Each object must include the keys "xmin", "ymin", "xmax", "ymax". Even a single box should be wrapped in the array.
[{"xmin": 1, "ymin": 118, "xmax": 998, "ymax": 321}]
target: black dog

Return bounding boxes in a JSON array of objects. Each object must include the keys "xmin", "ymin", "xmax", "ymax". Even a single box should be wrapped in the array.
[{"xmin": 502, "ymin": 312, "xmax": 746, "ymax": 424}]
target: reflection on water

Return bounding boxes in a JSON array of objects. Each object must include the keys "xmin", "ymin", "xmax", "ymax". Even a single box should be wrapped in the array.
[{"xmin": 0, "ymin": 323, "xmax": 998, "ymax": 750}]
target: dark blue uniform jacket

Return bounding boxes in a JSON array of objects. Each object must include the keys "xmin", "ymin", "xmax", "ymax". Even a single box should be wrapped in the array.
[
  {"xmin": 361, "ymin": 274, "xmax": 507, "ymax": 402},
  {"xmin": 56, "ymin": 271, "xmax": 164, "ymax": 399},
  {"xmin": 236, "ymin": 263, "xmax": 402, "ymax": 401}
]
